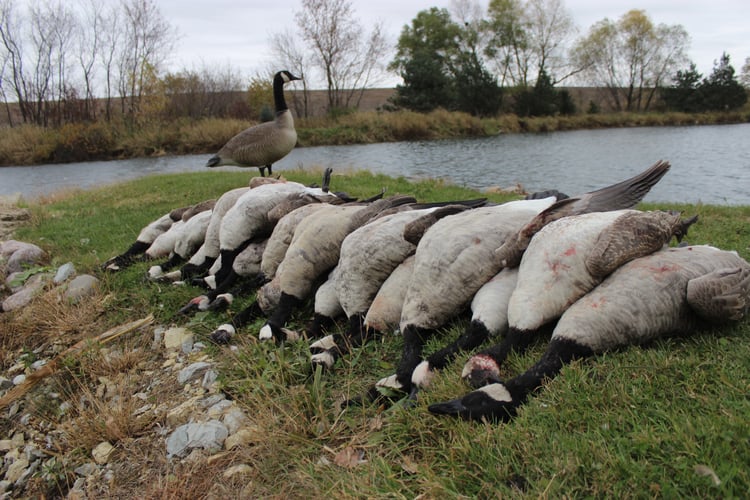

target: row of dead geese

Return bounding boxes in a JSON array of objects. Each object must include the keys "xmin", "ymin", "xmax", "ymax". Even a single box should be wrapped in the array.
[{"xmin": 103, "ymin": 161, "xmax": 750, "ymax": 422}]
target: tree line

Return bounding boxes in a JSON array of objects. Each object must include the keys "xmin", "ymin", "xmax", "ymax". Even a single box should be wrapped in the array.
[{"xmin": 1, "ymin": 0, "xmax": 748, "ymax": 130}]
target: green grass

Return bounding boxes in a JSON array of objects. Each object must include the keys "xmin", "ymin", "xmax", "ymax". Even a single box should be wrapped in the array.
[{"xmin": 7, "ymin": 169, "xmax": 750, "ymax": 497}]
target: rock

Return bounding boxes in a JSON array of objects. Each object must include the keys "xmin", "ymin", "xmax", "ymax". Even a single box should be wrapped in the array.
[
  {"xmin": 222, "ymin": 407, "xmax": 249, "ymax": 435},
  {"xmin": 163, "ymin": 327, "xmax": 193, "ymax": 351},
  {"xmin": 74, "ymin": 462, "xmax": 98, "ymax": 477},
  {"xmin": 165, "ymin": 397, "xmax": 201, "ymax": 427},
  {"xmin": 92, "ymin": 441, "xmax": 115, "ymax": 464},
  {"xmin": 64, "ymin": 274, "xmax": 99, "ymax": 303},
  {"xmin": 166, "ymin": 420, "xmax": 228, "ymax": 458},
  {"xmin": 12, "ymin": 375, "xmax": 26, "ymax": 386},
  {"xmin": 2, "ymin": 273, "xmax": 50, "ymax": 312},
  {"xmin": 53, "ymin": 262, "xmax": 76, "ymax": 284},
  {"xmin": 206, "ymin": 399, "xmax": 232, "ymax": 419},
  {"xmin": 10, "ymin": 433, "xmax": 23, "ymax": 448},
  {"xmin": 201, "ymin": 369, "xmax": 218, "ymax": 389},
  {"xmin": 0, "ymin": 377, "xmax": 13, "ymax": 391},
  {"xmin": 0, "ymin": 441, "xmax": 12, "ymax": 452},
  {"xmin": 6, "ymin": 243, "xmax": 46, "ymax": 274},
  {"xmin": 177, "ymin": 362, "xmax": 212, "ymax": 385},
  {"xmin": 224, "ymin": 428, "xmax": 259, "ymax": 450},
  {"xmin": 0, "ymin": 480, "xmax": 11, "ymax": 493},
  {"xmin": 4, "ymin": 457, "xmax": 29, "ymax": 483}
]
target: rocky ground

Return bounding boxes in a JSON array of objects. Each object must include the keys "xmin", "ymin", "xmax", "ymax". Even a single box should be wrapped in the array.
[{"xmin": 0, "ymin": 197, "xmax": 260, "ymax": 498}]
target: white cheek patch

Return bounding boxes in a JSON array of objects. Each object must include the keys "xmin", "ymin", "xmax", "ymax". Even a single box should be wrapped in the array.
[
  {"xmin": 217, "ymin": 324, "xmax": 235, "ymax": 337},
  {"xmin": 479, "ymin": 383, "xmax": 512, "ymax": 402},
  {"xmin": 310, "ymin": 335, "xmax": 336, "ymax": 351},
  {"xmin": 281, "ymin": 328, "xmax": 300, "ymax": 342},
  {"xmin": 216, "ymin": 293, "xmax": 234, "ymax": 305},
  {"xmin": 259, "ymin": 324, "xmax": 274, "ymax": 340},
  {"xmin": 148, "ymin": 265, "xmax": 163, "ymax": 279},
  {"xmin": 310, "ymin": 351, "xmax": 335, "ymax": 368},
  {"xmin": 376, "ymin": 374, "xmax": 403, "ymax": 390},
  {"xmin": 203, "ymin": 275, "xmax": 217, "ymax": 289},
  {"xmin": 411, "ymin": 360, "xmax": 435, "ymax": 389}
]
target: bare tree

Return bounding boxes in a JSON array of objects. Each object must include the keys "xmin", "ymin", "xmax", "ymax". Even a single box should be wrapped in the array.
[
  {"xmin": 293, "ymin": 0, "xmax": 388, "ymax": 114},
  {"xmin": 740, "ymin": 56, "xmax": 750, "ymax": 88},
  {"xmin": 118, "ymin": 0, "xmax": 176, "ymax": 123},
  {"xmin": 269, "ymin": 29, "xmax": 311, "ymax": 117},
  {"xmin": 572, "ymin": 9, "xmax": 689, "ymax": 111},
  {"xmin": 0, "ymin": 0, "xmax": 29, "ymax": 123},
  {"xmin": 484, "ymin": 0, "xmax": 579, "ymax": 87},
  {"xmin": 97, "ymin": 3, "xmax": 122, "ymax": 122},
  {"xmin": 75, "ymin": 0, "xmax": 104, "ymax": 121},
  {"xmin": 525, "ymin": 0, "xmax": 579, "ymax": 83}
]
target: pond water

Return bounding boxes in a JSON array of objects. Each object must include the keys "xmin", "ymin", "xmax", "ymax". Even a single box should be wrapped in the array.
[{"xmin": 2, "ymin": 122, "xmax": 749, "ymax": 205}]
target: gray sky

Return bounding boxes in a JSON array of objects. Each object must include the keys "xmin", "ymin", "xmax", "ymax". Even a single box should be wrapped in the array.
[{"xmin": 159, "ymin": 0, "xmax": 749, "ymax": 86}]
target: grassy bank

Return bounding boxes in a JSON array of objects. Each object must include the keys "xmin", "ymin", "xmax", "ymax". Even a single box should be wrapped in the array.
[
  {"xmin": 2, "ymin": 169, "xmax": 749, "ymax": 497},
  {"xmin": 1, "ymin": 108, "xmax": 749, "ymax": 166}
]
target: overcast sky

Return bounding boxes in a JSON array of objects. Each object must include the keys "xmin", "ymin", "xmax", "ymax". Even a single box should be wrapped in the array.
[{"xmin": 159, "ymin": 0, "xmax": 749, "ymax": 86}]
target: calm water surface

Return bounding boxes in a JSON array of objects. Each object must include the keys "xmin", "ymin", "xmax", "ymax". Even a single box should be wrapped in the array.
[{"xmin": 2, "ymin": 123, "xmax": 749, "ymax": 205}]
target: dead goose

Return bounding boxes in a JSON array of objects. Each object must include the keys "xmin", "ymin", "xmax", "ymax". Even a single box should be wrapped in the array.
[
  {"xmin": 256, "ymin": 195, "xmax": 417, "ymax": 342},
  {"xmin": 460, "ymin": 209, "xmax": 696, "ymax": 387},
  {"xmin": 369, "ymin": 161, "xmax": 670, "ymax": 401},
  {"xmin": 428, "ymin": 245, "xmax": 750, "ymax": 422},
  {"xmin": 310, "ymin": 202, "xmax": 483, "ymax": 369},
  {"xmin": 418, "ymin": 209, "xmax": 697, "ymax": 390},
  {"xmin": 206, "ymin": 70, "xmax": 301, "ymax": 177},
  {"xmin": 102, "ymin": 204, "xmax": 195, "ymax": 271}
]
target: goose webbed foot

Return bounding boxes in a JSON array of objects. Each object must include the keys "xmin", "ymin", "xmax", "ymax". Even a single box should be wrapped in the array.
[{"xmin": 428, "ymin": 383, "xmax": 517, "ymax": 422}]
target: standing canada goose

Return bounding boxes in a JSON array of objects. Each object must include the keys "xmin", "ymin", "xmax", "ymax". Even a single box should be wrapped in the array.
[
  {"xmin": 428, "ymin": 245, "xmax": 750, "ymax": 422},
  {"xmin": 367, "ymin": 161, "xmax": 670, "ymax": 402},
  {"xmin": 206, "ymin": 70, "xmax": 302, "ymax": 177}
]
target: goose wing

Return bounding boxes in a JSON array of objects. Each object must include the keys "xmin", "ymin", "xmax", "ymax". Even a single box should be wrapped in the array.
[{"xmin": 686, "ymin": 266, "xmax": 750, "ymax": 322}]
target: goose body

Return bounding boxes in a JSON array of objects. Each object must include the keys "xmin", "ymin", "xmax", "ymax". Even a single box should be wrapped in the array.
[
  {"xmin": 207, "ymin": 71, "xmax": 301, "ymax": 177},
  {"xmin": 258, "ymin": 195, "xmax": 416, "ymax": 341},
  {"xmin": 429, "ymin": 245, "xmax": 750, "ymax": 422},
  {"xmin": 461, "ymin": 209, "xmax": 696, "ymax": 386},
  {"xmin": 103, "ymin": 206, "xmax": 190, "ymax": 271},
  {"xmin": 148, "ymin": 209, "xmax": 214, "ymax": 279},
  {"xmin": 180, "ymin": 187, "xmax": 250, "ymax": 279},
  {"xmin": 371, "ymin": 162, "xmax": 671, "ymax": 398},
  {"xmin": 411, "ymin": 267, "xmax": 520, "ymax": 389}
]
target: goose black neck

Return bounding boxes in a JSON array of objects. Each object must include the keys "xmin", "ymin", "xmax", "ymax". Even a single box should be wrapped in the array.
[
  {"xmin": 273, "ymin": 74, "xmax": 289, "ymax": 113},
  {"xmin": 505, "ymin": 337, "xmax": 593, "ymax": 403}
]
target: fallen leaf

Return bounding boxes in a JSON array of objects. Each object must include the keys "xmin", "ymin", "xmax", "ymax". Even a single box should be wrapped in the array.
[
  {"xmin": 401, "ymin": 455, "xmax": 419, "ymax": 475},
  {"xmin": 334, "ymin": 446, "xmax": 367, "ymax": 468},
  {"xmin": 694, "ymin": 464, "xmax": 720, "ymax": 486}
]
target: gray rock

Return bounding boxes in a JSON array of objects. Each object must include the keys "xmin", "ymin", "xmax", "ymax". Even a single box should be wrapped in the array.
[
  {"xmin": 2, "ymin": 273, "xmax": 50, "ymax": 312},
  {"xmin": 53, "ymin": 262, "xmax": 76, "ymax": 284},
  {"xmin": 74, "ymin": 462, "xmax": 98, "ymax": 477},
  {"xmin": 201, "ymin": 369, "xmax": 218, "ymax": 389},
  {"xmin": 63, "ymin": 274, "xmax": 99, "ymax": 303},
  {"xmin": 6, "ymin": 243, "xmax": 46, "ymax": 274},
  {"xmin": 0, "ymin": 377, "xmax": 13, "ymax": 391},
  {"xmin": 165, "ymin": 420, "xmax": 228, "ymax": 458},
  {"xmin": 222, "ymin": 407, "xmax": 249, "ymax": 435},
  {"xmin": 177, "ymin": 362, "xmax": 212, "ymax": 385}
]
